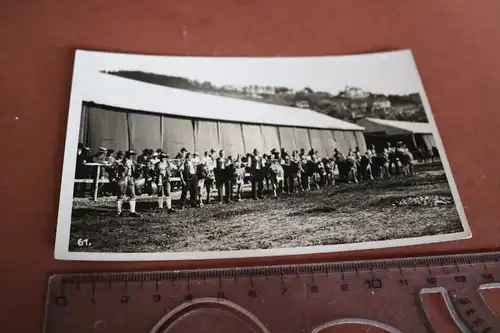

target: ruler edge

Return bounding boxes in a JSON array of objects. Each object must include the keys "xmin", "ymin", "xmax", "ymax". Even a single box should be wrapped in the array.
[
  {"xmin": 43, "ymin": 276, "xmax": 58, "ymax": 333},
  {"xmin": 44, "ymin": 251, "xmax": 500, "ymax": 332},
  {"xmin": 47, "ymin": 251, "xmax": 500, "ymax": 283}
]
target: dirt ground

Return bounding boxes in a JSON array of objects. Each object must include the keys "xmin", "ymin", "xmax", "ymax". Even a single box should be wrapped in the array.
[{"xmin": 69, "ymin": 167, "xmax": 464, "ymax": 253}]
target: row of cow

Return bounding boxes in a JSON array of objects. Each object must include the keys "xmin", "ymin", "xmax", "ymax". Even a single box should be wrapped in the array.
[{"xmin": 78, "ymin": 145, "xmax": 437, "ymax": 208}]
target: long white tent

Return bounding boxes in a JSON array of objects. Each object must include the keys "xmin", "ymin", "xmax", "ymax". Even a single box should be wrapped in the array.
[{"xmin": 79, "ymin": 73, "xmax": 366, "ymax": 157}]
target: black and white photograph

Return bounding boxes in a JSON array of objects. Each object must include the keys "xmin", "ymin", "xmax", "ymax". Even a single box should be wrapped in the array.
[{"xmin": 54, "ymin": 49, "xmax": 470, "ymax": 260}]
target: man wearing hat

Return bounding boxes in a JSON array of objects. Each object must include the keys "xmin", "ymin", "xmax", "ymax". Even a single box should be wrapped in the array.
[
  {"xmin": 175, "ymin": 147, "xmax": 188, "ymax": 160},
  {"xmin": 92, "ymin": 147, "xmax": 109, "ymax": 164},
  {"xmin": 106, "ymin": 149, "xmax": 116, "ymax": 165},
  {"xmin": 192, "ymin": 152, "xmax": 201, "ymax": 165},
  {"xmin": 179, "ymin": 152, "xmax": 197, "ymax": 207},
  {"xmin": 215, "ymin": 149, "xmax": 231, "ymax": 203},
  {"xmin": 74, "ymin": 143, "xmax": 90, "ymax": 197},
  {"xmin": 202, "ymin": 151, "xmax": 215, "ymax": 202},
  {"xmin": 108, "ymin": 151, "xmax": 123, "ymax": 184},
  {"xmin": 137, "ymin": 149, "xmax": 150, "ymax": 166},
  {"xmin": 209, "ymin": 149, "xmax": 217, "ymax": 190},
  {"xmin": 89, "ymin": 147, "xmax": 110, "ymax": 196},
  {"xmin": 149, "ymin": 151, "xmax": 160, "ymax": 165},
  {"xmin": 250, "ymin": 148, "xmax": 264, "ymax": 200},
  {"xmin": 155, "ymin": 152, "xmax": 176, "ymax": 213},
  {"xmin": 112, "ymin": 149, "xmax": 140, "ymax": 217}
]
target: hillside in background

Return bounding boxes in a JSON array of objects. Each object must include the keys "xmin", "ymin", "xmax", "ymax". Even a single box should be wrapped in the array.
[{"xmin": 104, "ymin": 70, "xmax": 428, "ymax": 123}]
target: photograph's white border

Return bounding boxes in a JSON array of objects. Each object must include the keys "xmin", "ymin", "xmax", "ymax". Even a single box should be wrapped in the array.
[{"xmin": 54, "ymin": 49, "xmax": 471, "ymax": 261}]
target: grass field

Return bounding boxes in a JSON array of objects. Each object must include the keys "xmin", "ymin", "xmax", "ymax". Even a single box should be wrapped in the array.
[{"xmin": 69, "ymin": 167, "xmax": 463, "ymax": 253}]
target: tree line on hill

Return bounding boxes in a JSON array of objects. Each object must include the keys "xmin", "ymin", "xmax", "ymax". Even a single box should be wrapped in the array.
[{"xmin": 104, "ymin": 71, "xmax": 428, "ymax": 123}]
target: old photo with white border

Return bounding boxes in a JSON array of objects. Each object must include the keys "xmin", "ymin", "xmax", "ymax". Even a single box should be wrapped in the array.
[{"xmin": 54, "ymin": 49, "xmax": 471, "ymax": 261}]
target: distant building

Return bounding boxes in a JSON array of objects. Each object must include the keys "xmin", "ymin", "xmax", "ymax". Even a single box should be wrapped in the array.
[
  {"xmin": 338, "ymin": 86, "xmax": 370, "ymax": 99},
  {"xmin": 335, "ymin": 86, "xmax": 371, "ymax": 120},
  {"xmin": 295, "ymin": 100, "xmax": 311, "ymax": 108},
  {"xmin": 371, "ymin": 95, "xmax": 391, "ymax": 110},
  {"xmin": 245, "ymin": 85, "xmax": 275, "ymax": 97},
  {"xmin": 392, "ymin": 104, "xmax": 419, "ymax": 112},
  {"xmin": 221, "ymin": 84, "xmax": 238, "ymax": 92}
]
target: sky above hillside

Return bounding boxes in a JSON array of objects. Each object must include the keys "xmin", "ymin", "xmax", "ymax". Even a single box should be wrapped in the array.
[{"xmin": 76, "ymin": 50, "xmax": 425, "ymax": 96}]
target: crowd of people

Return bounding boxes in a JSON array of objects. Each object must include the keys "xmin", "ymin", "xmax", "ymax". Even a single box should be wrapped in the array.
[{"xmin": 74, "ymin": 141, "xmax": 439, "ymax": 216}]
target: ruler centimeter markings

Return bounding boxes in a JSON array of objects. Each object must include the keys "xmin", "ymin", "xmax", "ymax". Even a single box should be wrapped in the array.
[{"xmin": 44, "ymin": 252, "xmax": 500, "ymax": 333}]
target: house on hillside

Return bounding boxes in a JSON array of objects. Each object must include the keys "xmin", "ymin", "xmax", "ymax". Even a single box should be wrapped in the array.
[
  {"xmin": 336, "ymin": 86, "xmax": 371, "ymax": 120},
  {"xmin": 245, "ymin": 85, "xmax": 275, "ymax": 97},
  {"xmin": 79, "ymin": 73, "xmax": 367, "ymax": 158},
  {"xmin": 371, "ymin": 95, "xmax": 391, "ymax": 110},
  {"xmin": 295, "ymin": 99, "xmax": 311, "ymax": 108}
]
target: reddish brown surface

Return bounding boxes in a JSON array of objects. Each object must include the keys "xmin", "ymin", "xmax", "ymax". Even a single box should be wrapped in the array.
[{"xmin": 1, "ymin": 1, "xmax": 500, "ymax": 332}]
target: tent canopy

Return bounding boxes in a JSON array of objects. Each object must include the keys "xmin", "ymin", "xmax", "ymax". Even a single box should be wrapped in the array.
[
  {"xmin": 357, "ymin": 117, "xmax": 433, "ymax": 136},
  {"xmin": 79, "ymin": 73, "xmax": 367, "ymax": 156},
  {"xmin": 83, "ymin": 73, "xmax": 364, "ymax": 131}
]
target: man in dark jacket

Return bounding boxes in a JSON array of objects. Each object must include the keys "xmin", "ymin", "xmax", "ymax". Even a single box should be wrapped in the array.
[
  {"xmin": 250, "ymin": 149, "xmax": 264, "ymax": 199},
  {"xmin": 215, "ymin": 150, "xmax": 231, "ymax": 203}
]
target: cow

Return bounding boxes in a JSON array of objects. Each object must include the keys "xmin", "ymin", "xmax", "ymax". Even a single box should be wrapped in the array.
[
  {"xmin": 203, "ymin": 159, "xmax": 216, "ymax": 204},
  {"xmin": 195, "ymin": 162, "xmax": 210, "ymax": 207},
  {"xmin": 371, "ymin": 151, "xmax": 391, "ymax": 179},
  {"xmin": 267, "ymin": 159, "xmax": 284, "ymax": 198},
  {"xmin": 323, "ymin": 157, "xmax": 336, "ymax": 187},
  {"xmin": 232, "ymin": 158, "xmax": 247, "ymax": 201},
  {"xmin": 344, "ymin": 155, "xmax": 359, "ymax": 183},
  {"xmin": 334, "ymin": 154, "xmax": 357, "ymax": 183},
  {"xmin": 359, "ymin": 153, "xmax": 374, "ymax": 181},
  {"xmin": 299, "ymin": 155, "xmax": 310, "ymax": 191},
  {"xmin": 398, "ymin": 149, "xmax": 415, "ymax": 176},
  {"xmin": 308, "ymin": 156, "xmax": 326, "ymax": 189},
  {"xmin": 290, "ymin": 155, "xmax": 304, "ymax": 193}
]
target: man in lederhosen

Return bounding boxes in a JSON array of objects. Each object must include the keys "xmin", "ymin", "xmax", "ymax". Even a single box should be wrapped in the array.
[
  {"xmin": 112, "ymin": 150, "xmax": 139, "ymax": 217},
  {"xmin": 156, "ymin": 152, "xmax": 176, "ymax": 213}
]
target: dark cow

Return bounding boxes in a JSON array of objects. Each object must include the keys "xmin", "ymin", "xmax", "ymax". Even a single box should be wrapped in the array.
[
  {"xmin": 335, "ymin": 154, "xmax": 357, "ymax": 183},
  {"xmin": 195, "ymin": 162, "xmax": 210, "ymax": 207},
  {"xmin": 308, "ymin": 156, "xmax": 326, "ymax": 189},
  {"xmin": 299, "ymin": 155, "xmax": 310, "ymax": 191},
  {"xmin": 371, "ymin": 151, "xmax": 391, "ymax": 179},
  {"xmin": 398, "ymin": 149, "xmax": 415, "ymax": 176}
]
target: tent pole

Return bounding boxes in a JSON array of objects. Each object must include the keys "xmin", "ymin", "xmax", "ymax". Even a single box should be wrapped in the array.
[
  {"xmin": 93, "ymin": 165, "xmax": 101, "ymax": 201},
  {"xmin": 411, "ymin": 134, "xmax": 417, "ymax": 150}
]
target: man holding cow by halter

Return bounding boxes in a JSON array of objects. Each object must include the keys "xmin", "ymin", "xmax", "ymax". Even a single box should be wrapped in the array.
[{"xmin": 79, "ymin": 134, "xmax": 423, "ymax": 216}]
